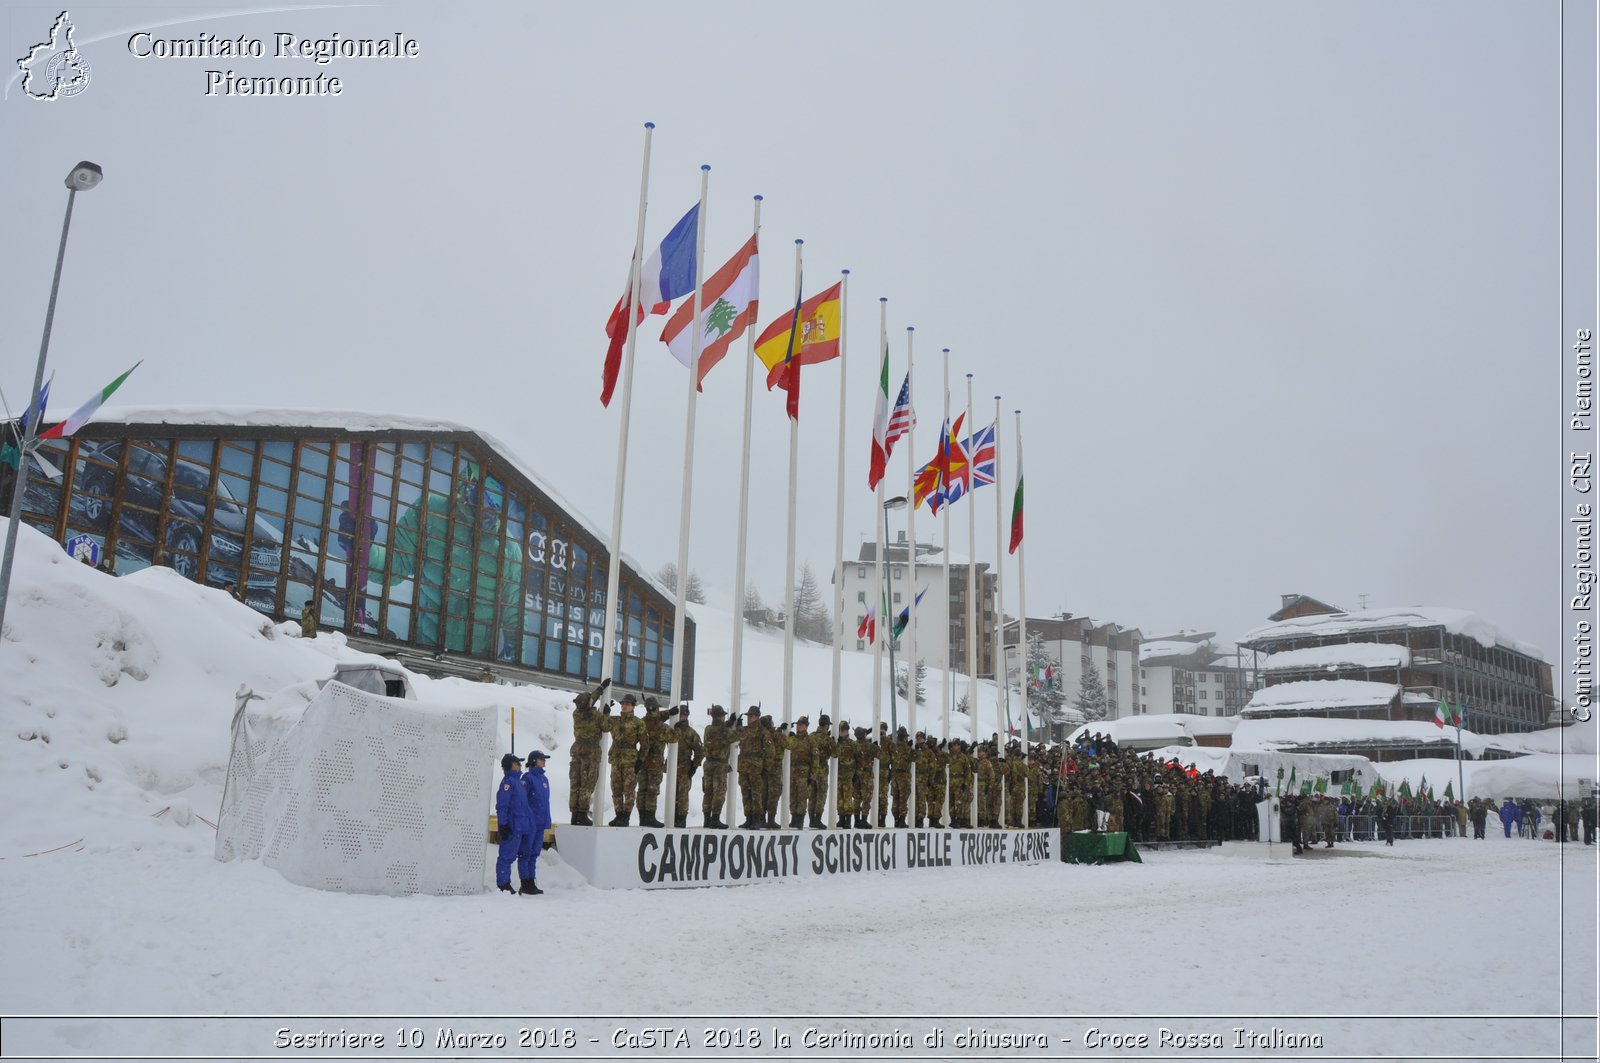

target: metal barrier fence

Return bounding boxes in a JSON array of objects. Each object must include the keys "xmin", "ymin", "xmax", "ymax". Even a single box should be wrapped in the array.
[{"xmin": 1334, "ymin": 815, "xmax": 1460, "ymax": 841}]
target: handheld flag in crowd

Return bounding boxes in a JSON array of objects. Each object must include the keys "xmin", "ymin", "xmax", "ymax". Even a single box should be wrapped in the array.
[{"xmin": 601, "ymin": 203, "xmax": 700, "ymax": 406}]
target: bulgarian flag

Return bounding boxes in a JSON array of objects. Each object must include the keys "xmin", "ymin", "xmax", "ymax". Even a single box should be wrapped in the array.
[
  {"xmin": 868, "ymin": 339, "xmax": 891, "ymax": 489},
  {"xmin": 1008, "ymin": 429, "xmax": 1024, "ymax": 554},
  {"xmin": 37, "ymin": 362, "xmax": 141, "ymax": 440}
]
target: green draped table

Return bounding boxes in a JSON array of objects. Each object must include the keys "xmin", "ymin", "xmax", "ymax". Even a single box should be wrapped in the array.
[{"xmin": 1063, "ymin": 830, "xmax": 1142, "ymax": 864}]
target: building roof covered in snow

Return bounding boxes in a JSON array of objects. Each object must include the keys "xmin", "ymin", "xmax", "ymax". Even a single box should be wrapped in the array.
[
  {"xmin": 1263, "ymin": 642, "xmax": 1412, "ymax": 672},
  {"xmin": 1240, "ymin": 679, "xmax": 1402, "ymax": 718},
  {"xmin": 1240, "ymin": 605, "xmax": 1544, "ymax": 661}
]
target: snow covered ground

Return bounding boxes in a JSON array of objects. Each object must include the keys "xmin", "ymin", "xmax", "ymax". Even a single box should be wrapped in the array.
[{"xmin": 2, "ymin": 520, "xmax": 1596, "ymax": 1061}]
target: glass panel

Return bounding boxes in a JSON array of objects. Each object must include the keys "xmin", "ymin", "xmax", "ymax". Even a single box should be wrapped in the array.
[
  {"xmin": 399, "ymin": 457, "xmax": 424, "ymax": 485},
  {"xmin": 625, "ymin": 658, "xmax": 639, "ymax": 686},
  {"xmin": 296, "ymin": 471, "xmax": 327, "ymax": 502},
  {"xmin": 257, "ymin": 458, "xmax": 291, "ymax": 490},
  {"xmin": 521, "ymin": 635, "xmax": 540, "ymax": 667},
  {"xmin": 261, "ymin": 440, "xmax": 293, "ymax": 464},
  {"xmin": 176, "ymin": 439, "xmax": 215, "ymax": 464},
  {"xmin": 219, "ymin": 444, "xmax": 255, "ymax": 478},
  {"xmin": 21, "ymin": 477, "xmax": 61, "ymax": 519},
  {"xmin": 543, "ymin": 640, "xmax": 561, "ymax": 671},
  {"xmin": 292, "ymin": 495, "xmax": 324, "ymax": 525},
  {"xmin": 296, "ymin": 442, "xmax": 330, "ymax": 475},
  {"xmin": 565, "ymin": 643, "xmax": 582, "ymax": 675},
  {"xmin": 429, "ymin": 443, "xmax": 455, "ymax": 469},
  {"xmin": 255, "ymin": 484, "xmax": 289, "ymax": 516},
  {"xmin": 117, "ymin": 537, "xmax": 153, "ymax": 575},
  {"xmin": 643, "ymin": 662, "xmax": 656, "ymax": 688}
]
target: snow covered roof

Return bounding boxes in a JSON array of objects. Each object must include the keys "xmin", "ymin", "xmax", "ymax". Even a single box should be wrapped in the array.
[
  {"xmin": 1240, "ymin": 679, "xmax": 1401, "ymax": 716},
  {"xmin": 1263, "ymin": 642, "xmax": 1411, "ymax": 672},
  {"xmin": 1139, "ymin": 640, "xmax": 1207, "ymax": 662},
  {"xmin": 1241, "ymin": 605, "xmax": 1545, "ymax": 661},
  {"xmin": 81, "ymin": 405, "xmax": 672, "ymax": 601},
  {"xmin": 1067, "ymin": 712, "xmax": 1237, "ymax": 747},
  {"xmin": 1232, "ymin": 716, "xmax": 1486, "ymax": 753}
]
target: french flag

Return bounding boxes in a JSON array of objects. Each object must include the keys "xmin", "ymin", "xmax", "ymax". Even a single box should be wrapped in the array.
[{"xmin": 602, "ymin": 203, "xmax": 699, "ymax": 406}]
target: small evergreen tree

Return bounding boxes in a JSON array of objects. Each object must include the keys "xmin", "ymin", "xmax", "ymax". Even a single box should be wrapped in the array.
[
  {"xmin": 1024, "ymin": 632, "xmax": 1067, "ymax": 721},
  {"xmin": 742, "ymin": 582, "xmax": 767, "ymax": 625},
  {"xmin": 655, "ymin": 562, "xmax": 706, "ymax": 604},
  {"xmin": 895, "ymin": 659, "xmax": 928, "ymax": 705},
  {"xmin": 793, "ymin": 562, "xmax": 832, "ymax": 642},
  {"xmin": 1074, "ymin": 658, "xmax": 1110, "ymax": 724}
]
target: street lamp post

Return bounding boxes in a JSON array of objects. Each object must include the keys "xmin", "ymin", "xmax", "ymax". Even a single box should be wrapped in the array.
[
  {"xmin": 882, "ymin": 494, "xmax": 907, "ymax": 733},
  {"xmin": 0, "ymin": 162, "xmax": 104, "ymax": 638}
]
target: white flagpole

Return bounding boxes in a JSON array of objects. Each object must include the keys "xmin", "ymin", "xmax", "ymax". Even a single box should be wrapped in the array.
[
  {"xmin": 871, "ymin": 298, "xmax": 887, "ymax": 735},
  {"xmin": 595, "ymin": 120, "xmax": 654, "ymax": 827},
  {"xmin": 904, "ymin": 327, "xmax": 918, "ymax": 738},
  {"xmin": 992, "ymin": 394, "xmax": 1018, "ymax": 824},
  {"xmin": 780, "ymin": 239, "xmax": 804, "ymax": 824},
  {"xmin": 964, "ymin": 372, "xmax": 978, "ymax": 746},
  {"xmin": 826, "ymin": 268, "xmax": 850, "ymax": 831},
  {"xmin": 1015, "ymin": 409, "xmax": 1030, "ymax": 749},
  {"xmin": 663, "ymin": 164, "xmax": 709, "ymax": 826},
  {"xmin": 725, "ymin": 194, "xmax": 762, "ymax": 831},
  {"xmin": 940, "ymin": 349, "xmax": 952, "ymax": 748}
]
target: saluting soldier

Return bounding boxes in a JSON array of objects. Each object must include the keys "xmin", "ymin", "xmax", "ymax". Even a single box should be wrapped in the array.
[
  {"xmin": 947, "ymin": 739, "xmax": 974, "ymax": 829},
  {"xmin": 760, "ymin": 715, "xmax": 785, "ymax": 828},
  {"xmin": 914, "ymin": 735, "xmax": 940, "ymax": 828},
  {"xmin": 635, "ymin": 698, "xmax": 671, "ymax": 829},
  {"xmin": 875, "ymin": 723, "xmax": 893, "ymax": 828},
  {"xmin": 809, "ymin": 714, "xmax": 837, "ymax": 830},
  {"xmin": 736, "ymin": 707, "xmax": 767, "ymax": 829},
  {"xmin": 700, "ymin": 705, "xmax": 737, "ymax": 829},
  {"xmin": 888, "ymin": 727, "xmax": 914, "ymax": 828},
  {"xmin": 786, "ymin": 717, "xmax": 815, "ymax": 828},
  {"xmin": 1004, "ymin": 741, "xmax": 1028, "ymax": 828},
  {"xmin": 854, "ymin": 727, "xmax": 878, "ymax": 829},
  {"xmin": 568, "ymin": 678, "xmax": 610, "ymax": 826},
  {"xmin": 670, "ymin": 706, "xmax": 704, "ymax": 828},
  {"xmin": 976, "ymin": 744, "xmax": 999, "ymax": 828},
  {"xmin": 834, "ymin": 722, "xmax": 857, "ymax": 829},
  {"xmin": 599, "ymin": 693, "xmax": 647, "ymax": 826}
]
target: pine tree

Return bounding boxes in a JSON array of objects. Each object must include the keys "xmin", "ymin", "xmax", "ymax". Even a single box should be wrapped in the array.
[
  {"xmin": 1024, "ymin": 632, "xmax": 1067, "ymax": 721},
  {"xmin": 896, "ymin": 659, "xmax": 928, "ymax": 704},
  {"xmin": 793, "ymin": 562, "xmax": 831, "ymax": 643},
  {"xmin": 742, "ymin": 582, "xmax": 767, "ymax": 625},
  {"xmin": 655, "ymin": 562, "xmax": 706, "ymax": 604},
  {"xmin": 1074, "ymin": 658, "xmax": 1110, "ymax": 724}
]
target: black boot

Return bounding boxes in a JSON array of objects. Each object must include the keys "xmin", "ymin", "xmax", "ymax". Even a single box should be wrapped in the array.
[
  {"xmin": 610, "ymin": 810, "xmax": 630, "ymax": 827},
  {"xmin": 877, "ymin": 815, "xmax": 887, "ymax": 828},
  {"xmin": 894, "ymin": 815, "xmax": 907, "ymax": 828},
  {"xmin": 810, "ymin": 814, "xmax": 826, "ymax": 829},
  {"xmin": 640, "ymin": 812, "xmax": 663, "ymax": 829},
  {"xmin": 838, "ymin": 815, "xmax": 850, "ymax": 829},
  {"xmin": 498, "ymin": 882, "xmax": 515, "ymax": 894},
  {"xmin": 857, "ymin": 815, "xmax": 871, "ymax": 829},
  {"xmin": 790, "ymin": 813, "xmax": 804, "ymax": 829},
  {"xmin": 519, "ymin": 881, "xmax": 542, "ymax": 895},
  {"xmin": 673, "ymin": 815, "xmax": 687, "ymax": 828}
]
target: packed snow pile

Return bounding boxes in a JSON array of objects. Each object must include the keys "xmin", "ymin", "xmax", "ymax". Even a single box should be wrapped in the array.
[
  {"xmin": 215, "ymin": 677, "xmax": 496, "ymax": 895},
  {"xmin": 1240, "ymin": 678, "xmax": 1400, "ymax": 715},
  {"xmin": 1263, "ymin": 642, "xmax": 1411, "ymax": 672}
]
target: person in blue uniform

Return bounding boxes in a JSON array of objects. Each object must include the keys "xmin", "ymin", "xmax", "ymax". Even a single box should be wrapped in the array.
[
  {"xmin": 519, "ymin": 750, "xmax": 553, "ymax": 895},
  {"xmin": 495, "ymin": 753, "xmax": 532, "ymax": 894}
]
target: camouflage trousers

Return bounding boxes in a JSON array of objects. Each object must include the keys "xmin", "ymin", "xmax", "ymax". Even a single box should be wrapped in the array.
[
  {"xmin": 674, "ymin": 770, "xmax": 694, "ymax": 824},
  {"xmin": 762, "ymin": 771, "xmax": 783, "ymax": 822},
  {"xmin": 569, "ymin": 745, "xmax": 600, "ymax": 816},
  {"xmin": 788, "ymin": 767, "xmax": 817, "ymax": 820},
  {"xmin": 920, "ymin": 772, "xmax": 947, "ymax": 826},
  {"xmin": 977, "ymin": 785, "xmax": 998, "ymax": 826},
  {"xmin": 836, "ymin": 775, "xmax": 857, "ymax": 818},
  {"xmin": 610, "ymin": 759, "xmax": 638, "ymax": 816},
  {"xmin": 637, "ymin": 768, "xmax": 664, "ymax": 818},
  {"xmin": 738, "ymin": 768, "xmax": 764, "ymax": 823},
  {"xmin": 889, "ymin": 772, "xmax": 910, "ymax": 821},
  {"xmin": 1006, "ymin": 780, "xmax": 1027, "ymax": 827},
  {"xmin": 702, "ymin": 761, "xmax": 730, "ymax": 821},
  {"xmin": 949, "ymin": 780, "xmax": 973, "ymax": 824}
]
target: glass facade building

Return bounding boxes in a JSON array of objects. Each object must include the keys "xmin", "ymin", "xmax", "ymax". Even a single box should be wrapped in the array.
[{"xmin": 4, "ymin": 414, "xmax": 691, "ymax": 696}]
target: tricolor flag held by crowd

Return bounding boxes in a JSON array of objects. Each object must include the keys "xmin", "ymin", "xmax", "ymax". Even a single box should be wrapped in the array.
[
  {"xmin": 601, "ymin": 203, "xmax": 699, "ymax": 406},
  {"xmin": 660, "ymin": 234, "xmax": 759, "ymax": 387}
]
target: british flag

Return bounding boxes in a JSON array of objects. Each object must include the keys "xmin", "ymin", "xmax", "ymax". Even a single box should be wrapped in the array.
[{"xmin": 941, "ymin": 420, "xmax": 997, "ymax": 507}]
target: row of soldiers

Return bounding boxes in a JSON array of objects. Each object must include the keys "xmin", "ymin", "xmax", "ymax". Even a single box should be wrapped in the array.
[
  {"xmin": 1044, "ymin": 742, "xmax": 1264, "ymax": 843},
  {"xmin": 563, "ymin": 679, "xmax": 1055, "ymax": 830}
]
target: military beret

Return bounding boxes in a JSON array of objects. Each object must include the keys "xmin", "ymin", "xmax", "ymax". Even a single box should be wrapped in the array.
[
  {"xmin": 709, "ymin": 705, "xmax": 727, "ymax": 717},
  {"xmin": 621, "ymin": 693, "xmax": 638, "ymax": 705}
]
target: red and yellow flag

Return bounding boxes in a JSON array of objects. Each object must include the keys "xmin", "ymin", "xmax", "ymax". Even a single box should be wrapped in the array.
[{"xmin": 754, "ymin": 281, "xmax": 843, "ymax": 390}]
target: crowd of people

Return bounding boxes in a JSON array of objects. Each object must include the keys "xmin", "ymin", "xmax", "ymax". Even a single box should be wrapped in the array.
[{"xmin": 552, "ymin": 680, "xmax": 1266, "ymax": 841}]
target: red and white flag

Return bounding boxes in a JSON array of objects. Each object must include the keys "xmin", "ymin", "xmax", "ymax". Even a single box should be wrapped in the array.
[{"xmin": 660, "ymin": 234, "xmax": 759, "ymax": 388}]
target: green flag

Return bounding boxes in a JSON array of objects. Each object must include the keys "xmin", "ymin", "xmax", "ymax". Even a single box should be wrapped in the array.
[
  {"xmin": 1340, "ymin": 780, "xmax": 1352, "ymax": 797},
  {"xmin": 1314, "ymin": 776, "xmax": 1328, "ymax": 794},
  {"xmin": 1400, "ymin": 778, "xmax": 1413, "ymax": 798},
  {"xmin": 1444, "ymin": 780, "xmax": 1455, "ymax": 800}
]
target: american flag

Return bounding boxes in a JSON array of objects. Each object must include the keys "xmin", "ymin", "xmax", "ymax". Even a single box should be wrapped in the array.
[{"xmin": 884, "ymin": 372, "xmax": 913, "ymax": 456}]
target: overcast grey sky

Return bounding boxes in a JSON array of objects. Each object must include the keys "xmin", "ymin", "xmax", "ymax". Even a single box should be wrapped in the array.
[{"xmin": 0, "ymin": 2, "xmax": 1573, "ymax": 667}]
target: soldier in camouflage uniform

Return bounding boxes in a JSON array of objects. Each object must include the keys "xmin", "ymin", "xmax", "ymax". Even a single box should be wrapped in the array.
[
  {"xmin": 1026, "ymin": 749, "xmax": 1045, "ymax": 828},
  {"xmin": 737, "ymin": 707, "xmax": 767, "ymax": 829},
  {"xmin": 634, "ymin": 698, "xmax": 671, "ymax": 829},
  {"xmin": 700, "ymin": 705, "xmax": 737, "ymax": 829},
  {"xmin": 785, "ymin": 717, "xmax": 815, "ymax": 828},
  {"xmin": 1004, "ymin": 741, "xmax": 1028, "ymax": 828},
  {"xmin": 947, "ymin": 739, "xmax": 974, "ymax": 828},
  {"xmin": 568, "ymin": 677, "xmax": 610, "ymax": 826},
  {"xmin": 809, "ymin": 714, "xmax": 837, "ymax": 829},
  {"xmin": 855, "ymin": 727, "xmax": 879, "ymax": 828},
  {"xmin": 599, "ymin": 693, "xmax": 646, "ymax": 826},
  {"xmin": 670, "ymin": 706, "xmax": 704, "ymax": 828},
  {"xmin": 976, "ymin": 744, "xmax": 999, "ymax": 828},
  {"xmin": 1155, "ymin": 783, "xmax": 1175, "ymax": 841},
  {"xmin": 834, "ymin": 722, "xmax": 857, "ymax": 828},
  {"xmin": 875, "ymin": 723, "xmax": 893, "ymax": 827},
  {"xmin": 761, "ymin": 716, "xmax": 785, "ymax": 828},
  {"xmin": 888, "ymin": 727, "xmax": 914, "ymax": 828},
  {"xmin": 920, "ymin": 736, "xmax": 948, "ymax": 828}
]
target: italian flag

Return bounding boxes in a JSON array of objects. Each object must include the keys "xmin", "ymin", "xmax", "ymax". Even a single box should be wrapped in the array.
[
  {"xmin": 37, "ymin": 362, "xmax": 141, "ymax": 440},
  {"xmin": 1433, "ymin": 699, "xmax": 1461, "ymax": 729},
  {"xmin": 868, "ymin": 339, "xmax": 890, "ymax": 489}
]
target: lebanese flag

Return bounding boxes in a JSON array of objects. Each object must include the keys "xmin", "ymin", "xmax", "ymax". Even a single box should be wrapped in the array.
[
  {"xmin": 601, "ymin": 204, "xmax": 699, "ymax": 406},
  {"xmin": 868, "ymin": 340, "xmax": 891, "ymax": 489},
  {"xmin": 660, "ymin": 234, "xmax": 759, "ymax": 387},
  {"xmin": 37, "ymin": 362, "xmax": 141, "ymax": 440}
]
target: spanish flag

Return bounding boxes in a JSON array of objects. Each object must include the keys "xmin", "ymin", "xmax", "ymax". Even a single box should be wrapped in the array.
[{"xmin": 754, "ymin": 280, "xmax": 844, "ymax": 399}]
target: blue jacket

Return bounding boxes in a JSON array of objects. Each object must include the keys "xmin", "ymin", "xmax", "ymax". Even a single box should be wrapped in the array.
[
  {"xmin": 523, "ymin": 767, "xmax": 552, "ymax": 834},
  {"xmin": 497, "ymin": 768, "xmax": 533, "ymax": 833}
]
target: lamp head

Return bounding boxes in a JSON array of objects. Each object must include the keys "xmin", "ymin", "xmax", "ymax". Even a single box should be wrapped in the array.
[
  {"xmin": 884, "ymin": 495, "xmax": 908, "ymax": 511},
  {"xmin": 65, "ymin": 161, "xmax": 103, "ymax": 191}
]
